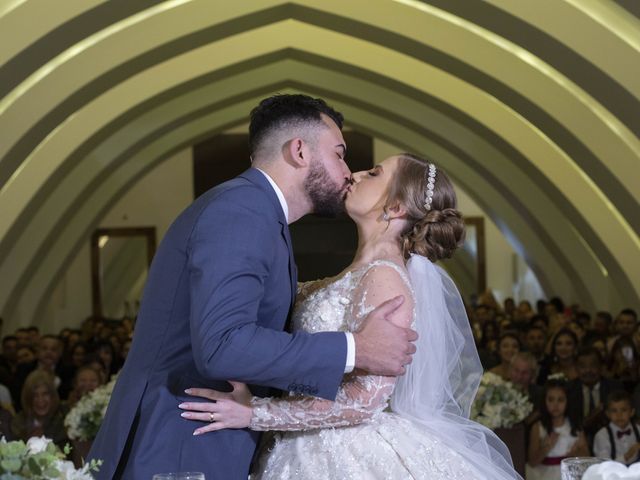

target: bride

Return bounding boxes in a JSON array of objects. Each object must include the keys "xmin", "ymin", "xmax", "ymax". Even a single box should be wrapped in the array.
[{"xmin": 179, "ymin": 153, "xmax": 521, "ymax": 479}]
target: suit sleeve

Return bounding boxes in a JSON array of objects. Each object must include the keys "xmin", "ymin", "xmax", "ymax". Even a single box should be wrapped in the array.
[{"xmin": 187, "ymin": 187, "xmax": 346, "ymax": 400}]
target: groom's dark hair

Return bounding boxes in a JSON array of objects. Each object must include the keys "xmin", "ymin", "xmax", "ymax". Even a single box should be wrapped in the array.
[{"xmin": 248, "ymin": 94, "xmax": 344, "ymax": 158}]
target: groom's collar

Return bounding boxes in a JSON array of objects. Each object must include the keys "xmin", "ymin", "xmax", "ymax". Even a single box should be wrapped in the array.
[
  {"xmin": 239, "ymin": 168, "xmax": 288, "ymax": 225},
  {"xmin": 254, "ymin": 168, "xmax": 289, "ymax": 223}
]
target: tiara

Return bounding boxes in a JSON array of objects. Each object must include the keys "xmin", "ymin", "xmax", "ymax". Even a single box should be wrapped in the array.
[{"xmin": 423, "ymin": 163, "xmax": 436, "ymax": 211}]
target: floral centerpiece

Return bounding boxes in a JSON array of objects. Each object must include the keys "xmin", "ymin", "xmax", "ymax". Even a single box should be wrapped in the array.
[
  {"xmin": 0, "ymin": 436, "xmax": 100, "ymax": 479},
  {"xmin": 470, "ymin": 372, "xmax": 533, "ymax": 429},
  {"xmin": 64, "ymin": 377, "xmax": 116, "ymax": 442}
]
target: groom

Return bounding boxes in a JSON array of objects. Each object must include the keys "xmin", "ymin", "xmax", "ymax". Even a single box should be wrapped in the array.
[{"xmin": 88, "ymin": 94, "xmax": 416, "ymax": 479}]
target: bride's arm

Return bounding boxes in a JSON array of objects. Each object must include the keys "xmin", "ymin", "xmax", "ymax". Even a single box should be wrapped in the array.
[
  {"xmin": 180, "ymin": 265, "xmax": 414, "ymax": 433},
  {"xmin": 251, "ymin": 265, "xmax": 413, "ymax": 431}
]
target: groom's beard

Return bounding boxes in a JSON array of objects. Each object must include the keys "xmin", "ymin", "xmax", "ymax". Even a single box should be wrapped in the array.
[{"xmin": 304, "ymin": 158, "xmax": 347, "ymax": 217}]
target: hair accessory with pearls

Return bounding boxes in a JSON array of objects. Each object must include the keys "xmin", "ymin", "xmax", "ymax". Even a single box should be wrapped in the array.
[{"xmin": 423, "ymin": 163, "xmax": 436, "ymax": 211}]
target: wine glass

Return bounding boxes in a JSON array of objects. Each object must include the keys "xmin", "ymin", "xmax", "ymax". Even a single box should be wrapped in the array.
[
  {"xmin": 152, "ymin": 473, "xmax": 205, "ymax": 480},
  {"xmin": 560, "ymin": 457, "xmax": 605, "ymax": 480}
]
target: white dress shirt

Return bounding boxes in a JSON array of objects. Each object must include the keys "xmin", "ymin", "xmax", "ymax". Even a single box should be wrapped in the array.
[
  {"xmin": 256, "ymin": 168, "xmax": 355, "ymax": 373},
  {"xmin": 593, "ymin": 421, "xmax": 640, "ymax": 464}
]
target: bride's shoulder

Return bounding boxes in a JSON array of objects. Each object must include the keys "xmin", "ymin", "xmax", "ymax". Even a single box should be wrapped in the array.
[
  {"xmin": 359, "ymin": 258, "xmax": 410, "ymax": 287},
  {"xmin": 352, "ymin": 259, "xmax": 414, "ymax": 325}
]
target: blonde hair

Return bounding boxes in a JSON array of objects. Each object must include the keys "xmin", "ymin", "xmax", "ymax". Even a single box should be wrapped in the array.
[
  {"xmin": 386, "ymin": 154, "xmax": 465, "ymax": 260},
  {"xmin": 21, "ymin": 370, "xmax": 59, "ymax": 418}
]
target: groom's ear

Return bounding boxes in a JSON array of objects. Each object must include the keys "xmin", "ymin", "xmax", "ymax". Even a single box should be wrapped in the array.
[{"xmin": 284, "ymin": 138, "xmax": 310, "ymax": 168}]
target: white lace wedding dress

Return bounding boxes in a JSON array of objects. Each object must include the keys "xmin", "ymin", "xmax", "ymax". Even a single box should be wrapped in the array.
[{"xmin": 249, "ymin": 260, "xmax": 483, "ymax": 479}]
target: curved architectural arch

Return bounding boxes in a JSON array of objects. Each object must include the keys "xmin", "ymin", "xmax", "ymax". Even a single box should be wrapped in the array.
[
  {"xmin": 1, "ymin": 67, "xmax": 621, "ymax": 322},
  {"xmin": 0, "ymin": 0, "xmax": 637, "ymax": 327}
]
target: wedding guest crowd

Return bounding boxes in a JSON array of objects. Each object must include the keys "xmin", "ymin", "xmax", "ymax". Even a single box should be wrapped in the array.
[
  {"xmin": 0, "ymin": 295, "xmax": 638, "ymax": 476},
  {"xmin": 470, "ymin": 294, "xmax": 640, "ymax": 473},
  {"xmin": 0, "ymin": 315, "xmax": 132, "ymax": 448}
]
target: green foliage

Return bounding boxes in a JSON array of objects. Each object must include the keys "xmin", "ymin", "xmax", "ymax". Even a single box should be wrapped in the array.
[{"xmin": 0, "ymin": 437, "xmax": 101, "ymax": 479}]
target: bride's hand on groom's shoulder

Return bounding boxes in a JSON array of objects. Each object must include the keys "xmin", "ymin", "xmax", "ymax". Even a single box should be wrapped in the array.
[
  {"xmin": 353, "ymin": 296, "xmax": 418, "ymax": 377},
  {"xmin": 178, "ymin": 381, "xmax": 253, "ymax": 435}
]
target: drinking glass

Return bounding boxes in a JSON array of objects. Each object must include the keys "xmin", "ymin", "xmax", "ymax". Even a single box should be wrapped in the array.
[
  {"xmin": 560, "ymin": 457, "xmax": 605, "ymax": 480},
  {"xmin": 152, "ymin": 473, "xmax": 205, "ymax": 480}
]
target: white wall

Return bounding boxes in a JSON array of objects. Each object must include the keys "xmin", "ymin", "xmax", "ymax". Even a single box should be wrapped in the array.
[{"xmin": 39, "ymin": 149, "xmax": 193, "ymax": 332}]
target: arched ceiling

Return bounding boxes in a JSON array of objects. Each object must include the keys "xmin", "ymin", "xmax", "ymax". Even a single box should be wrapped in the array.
[{"xmin": 0, "ymin": 0, "xmax": 638, "ymax": 328}]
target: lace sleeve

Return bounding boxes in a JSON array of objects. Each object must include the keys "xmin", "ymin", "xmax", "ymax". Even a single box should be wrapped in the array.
[
  {"xmin": 296, "ymin": 281, "xmax": 316, "ymax": 298},
  {"xmin": 249, "ymin": 373, "xmax": 394, "ymax": 431},
  {"xmin": 249, "ymin": 262, "xmax": 413, "ymax": 431}
]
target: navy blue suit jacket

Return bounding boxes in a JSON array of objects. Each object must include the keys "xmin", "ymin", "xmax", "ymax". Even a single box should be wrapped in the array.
[{"xmin": 89, "ymin": 168, "xmax": 347, "ymax": 479}]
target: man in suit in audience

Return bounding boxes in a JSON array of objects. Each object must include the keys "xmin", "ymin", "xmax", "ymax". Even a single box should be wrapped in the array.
[{"xmin": 569, "ymin": 347, "xmax": 623, "ymax": 444}]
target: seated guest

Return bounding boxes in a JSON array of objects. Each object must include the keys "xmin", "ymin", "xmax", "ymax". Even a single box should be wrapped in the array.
[
  {"xmin": 592, "ymin": 311, "xmax": 612, "ymax": 338},
  {"xmin": 525, "ymin": 325, "xmax": 548, "ymax": 365},
  {"xmin": 527, "ymin": 378, "xmax": 589, "ymax": 480},
  {"xmin": 545, "ymin": 297, "xmax": 568, "ymax": 335},
  {"xmin": 593, "ymin": 391, "xmax": 640, "ymax": 465},
  {"xmin": 607, "ymin": 309, "xmax": 638, "ymax": 352},
  {"xmin": 57, "ymin": 342, "xmax": 89, "ymax": 396},
  {"xmin": 16, "ymin": 346, "xmax": 35, "ymax": 366},
  {"xmin": 504, "ymin": 297, "xmax": 516, "ymax": 321},
  {"xmin": 11, "ymin": 370, "xmax": 68, "ymax": 448},
  {"xmin": 489, "ymin": 332, "xmax": 521, "ymax": 380},
  {"xmin": 69, "ymin": 342, "xmax": 88, "ymax": 370},
  {"xmin": 26, "ymin": 327, "xmax": 40, "ymax": 349},
  {"xmin": 582, "ymin": 333, "xmax": 610, "ymax": 369},
  {"xmin": 515, "ymin": 300, "xmax": 535, "ymax": 323},
  {"xmin": 539, "ymin": 328, "xmax": 579, "ymax": 384},
  {"xmin": 509, "ymin": 352, "xmax": 543, "ymax": 425},
  {"xmin": 609, "ymin": 336, "xmax": 640, "ymax": 391},
  {"xmin": 66, "ymin": 365, "xmax": 103, "ymax": 406},
  {"xmin": 14, "ymin": 328, "xmax": 31, "ymax": 349},
  {"xmin": 84, "ymin": 356, "xmax": 108, "ymax": 385},
  {"xmin": 567, "ymin": 321, "xmax": 586, "ymax": 344},
  {"xmin": 568, "ymin": 347, "xmax": 622, "ymax": 441},
  {"xmin": 93, "ymin": 340, "xmax": 121, "ymax": 378},
  {"xmin": 10, "ymin": 335, "xmax": 65, "ymax": 408},
  {"xmin": 477, "ymin": 320, "xmax": 500, "ymax": 369},
  {"xmin": 529, "ymin": 315, "xmax": 550, "ymax": 336}
]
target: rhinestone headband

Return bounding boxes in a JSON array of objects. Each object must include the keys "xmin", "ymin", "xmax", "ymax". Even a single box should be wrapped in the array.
[{"xmin": 423, "ymin": 163, "xmax": 436, "ymax": 211}]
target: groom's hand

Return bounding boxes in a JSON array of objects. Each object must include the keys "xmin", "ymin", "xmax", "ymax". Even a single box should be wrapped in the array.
[{"xmin": 353, "ymin": 295, "xmax": 417, "ymax": 376}]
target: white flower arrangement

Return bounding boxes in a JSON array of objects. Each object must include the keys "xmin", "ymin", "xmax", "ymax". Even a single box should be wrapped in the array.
[
  {"xmin": 583, "ymin": 460, "xmax": 640, "ymax": 480},
  {"xmin": 470, "ymin": 372, "xmax": 533, "ymax": 430},
  {"xmin": 0, "ymin": 436, "xmax": 100, "ymax": 479},
  {"xmin": 64, "ymin": 376, "xmax": 117, "ymax": 442}
]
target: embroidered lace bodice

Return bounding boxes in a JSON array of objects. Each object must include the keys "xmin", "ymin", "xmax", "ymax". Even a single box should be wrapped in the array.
[
  {"xmin": 248, "ymin": 260, "xmax": 489, "ymax": 479},
  {"xmin": 250, "ymin": 260, "xmax": 410, "ymax": 431}
]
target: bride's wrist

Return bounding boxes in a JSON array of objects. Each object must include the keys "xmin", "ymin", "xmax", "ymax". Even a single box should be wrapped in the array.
[{"xmin": 248, "ymin": 396, "xmax": 265, "ymax": 430}]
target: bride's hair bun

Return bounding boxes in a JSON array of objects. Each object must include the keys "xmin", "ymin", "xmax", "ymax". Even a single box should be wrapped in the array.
[
  {"xmin": 404, "ymin": 208, "xmax": 465, "ymax": 262},
  {"xmin": 386, "ymin": 154, "xmax": 466, "ymax": 261}
]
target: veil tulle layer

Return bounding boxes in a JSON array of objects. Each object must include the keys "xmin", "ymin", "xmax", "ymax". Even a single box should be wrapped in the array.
[{"xmin": 391, "ymin": 254, "xmax": 522, "ymax": 480}]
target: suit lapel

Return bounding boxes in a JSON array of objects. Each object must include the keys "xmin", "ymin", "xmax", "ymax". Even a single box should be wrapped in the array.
[
  {"xmin": 280, "ymin": 222, "xmax": 298, "ymax": 308},
  {"xmin": 239, "ymin": 168, "xmax": 297, "ymax": 308}
]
